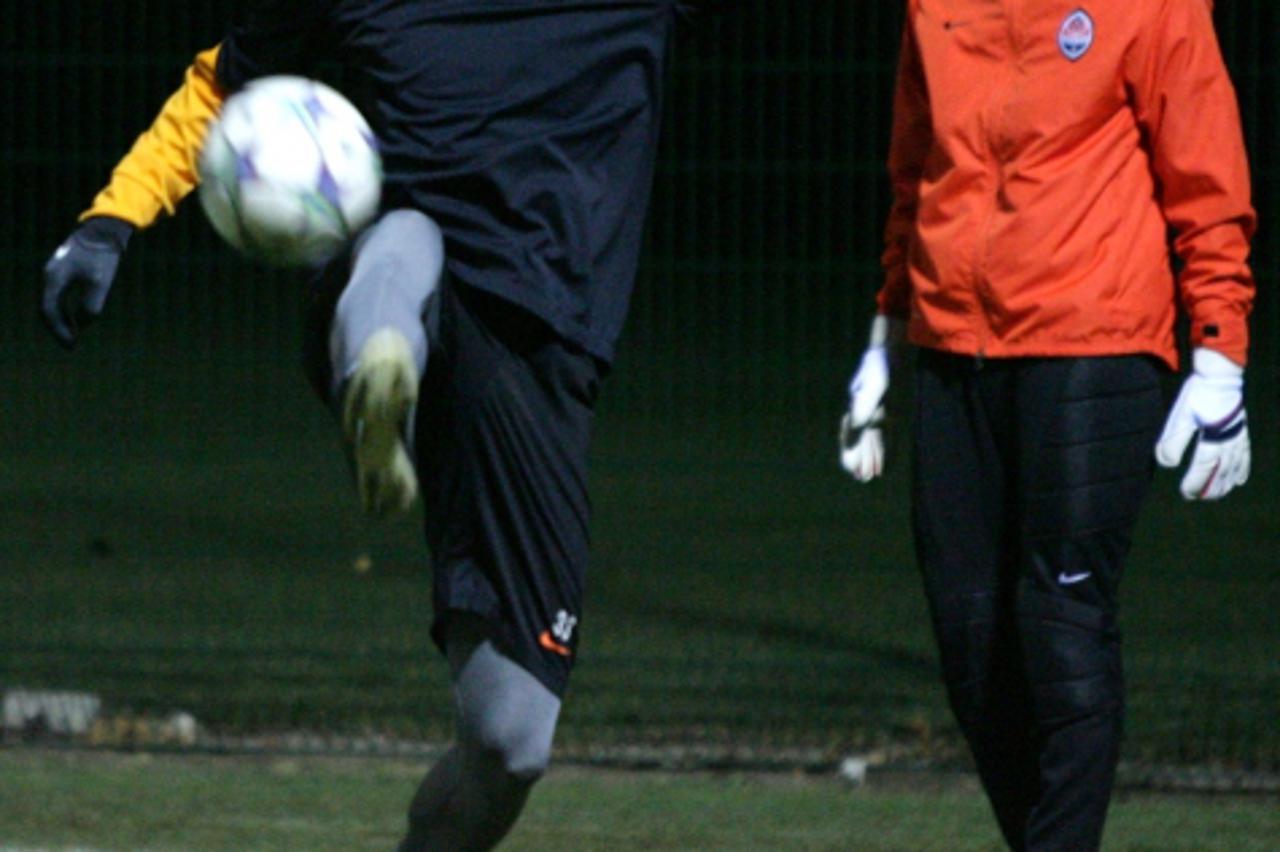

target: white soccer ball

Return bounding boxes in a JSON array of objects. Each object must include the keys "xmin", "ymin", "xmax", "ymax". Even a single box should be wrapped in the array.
[{"xmin": 197, "ymin": 76, "xmax": 382, "ymax": 267}]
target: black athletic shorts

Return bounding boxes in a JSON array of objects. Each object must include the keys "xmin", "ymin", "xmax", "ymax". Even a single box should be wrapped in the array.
[
  {"xmin": 416, "ymin": 285, "xmax": 602, "ymax": 697},
  {"xmin": 304, "ymin": 268, "xmax": 604, "ymax": 698}
]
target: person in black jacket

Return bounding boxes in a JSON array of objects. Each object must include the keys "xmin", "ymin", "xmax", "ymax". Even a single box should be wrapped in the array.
[{"xmin": 41, "ymin": 3, "xmax": 709, "ymax": 848}]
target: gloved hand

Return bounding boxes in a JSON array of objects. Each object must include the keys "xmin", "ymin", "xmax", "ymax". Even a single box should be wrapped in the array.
[
  {"xmin": 1154, "ymin": 347, "xmax": 1250, "ymax": 500},
  {"xmin": 41, "ymin": 216, "xmax": 134, "ymax": 349},
  {"xmin": 839, "ymin": 314, "xmax": 905, "ymax": 482}
]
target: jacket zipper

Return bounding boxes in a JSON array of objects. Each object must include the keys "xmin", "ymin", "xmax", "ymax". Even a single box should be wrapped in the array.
[
  {"xmin": 920, "ymin": 0, "xmax": 976, "ymax": 31},
  {"xmin": 972, "ymin": 1, "xmax": 1019, "ymax": 362}
]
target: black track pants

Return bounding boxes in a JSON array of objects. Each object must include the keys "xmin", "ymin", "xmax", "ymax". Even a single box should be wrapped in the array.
[{"xmin": 912, "ymin": 351, "xmax": 1164, "ymax": 852}]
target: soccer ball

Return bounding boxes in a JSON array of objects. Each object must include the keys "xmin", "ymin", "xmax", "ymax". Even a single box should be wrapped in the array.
[{"xmin": 197, "ymin": 76, "xmax": 382, "ymax": 267}]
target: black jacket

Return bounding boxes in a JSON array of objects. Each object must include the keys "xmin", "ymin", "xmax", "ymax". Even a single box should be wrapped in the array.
[{"xmin": 219, "ymin": 0, "xmax": 704, "ymax": 362}]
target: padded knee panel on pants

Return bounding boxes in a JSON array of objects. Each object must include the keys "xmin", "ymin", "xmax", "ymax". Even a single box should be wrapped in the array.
[
  {"xmin": 1017, "ymin": 588, "xmax": 1121, "ymax": 728},
  {"xmin": 929, "ymin": 590, "xmax": 1017, "ymax": 731}
]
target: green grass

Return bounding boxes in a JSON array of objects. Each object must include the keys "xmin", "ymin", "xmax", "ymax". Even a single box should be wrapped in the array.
[
  {"xmin": 1, "ymin": 749, "xmax": 1278, "ymax": 851},
  {"xmin": 0, "ymin": 357, "xmax": 1277, "ymax": 768}
]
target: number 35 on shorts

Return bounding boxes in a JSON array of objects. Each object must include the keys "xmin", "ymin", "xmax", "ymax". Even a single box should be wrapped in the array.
[{"xmin": 538, "ymin": 610, "xmax": 578, "ymax": 657}]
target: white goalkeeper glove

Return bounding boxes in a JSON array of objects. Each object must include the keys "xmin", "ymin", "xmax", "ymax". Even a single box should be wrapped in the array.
[
  {"xmin": 1155, "ymin": 347, "xmax": 1250, "ymax": 501},
  {"xmin": 840, "ymin": 315, "xmax": 905, "ymax": 482}
]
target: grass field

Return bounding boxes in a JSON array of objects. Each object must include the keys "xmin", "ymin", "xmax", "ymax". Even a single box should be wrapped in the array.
[
  {"xmin": 2, "ymin": 749, "xmax": 1278, "ymax": 851},
  {"xmin": 1, "ymin": 356, "xmax": 1278, "ymax": 770},
  {"xmin": 0, "ymin": 350, "xmax": 1276, "ymax": 771}
]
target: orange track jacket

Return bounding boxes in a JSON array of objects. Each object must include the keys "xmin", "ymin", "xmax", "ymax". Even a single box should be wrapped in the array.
[
  {"xmin": 879, "ymin": 0, "xmax": 1255, "ymax": 368},
  {"xmin": 82, "ymin": 46, "xmax": 225, "ymax": 228}
]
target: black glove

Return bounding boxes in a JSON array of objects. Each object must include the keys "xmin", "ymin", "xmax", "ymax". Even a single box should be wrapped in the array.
[{"xmin": 41, "ymin": 216, "xmax": 135, "ymax": 349}]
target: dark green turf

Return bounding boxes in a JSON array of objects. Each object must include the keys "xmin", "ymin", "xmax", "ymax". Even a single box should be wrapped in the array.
[
  {"xmin": 2, "ymin": 750, "xmax": 1278, "ymax": 851},
  {"xmin": 1, "ymin": 356, "xmax": 1276, "ymax": 769}
]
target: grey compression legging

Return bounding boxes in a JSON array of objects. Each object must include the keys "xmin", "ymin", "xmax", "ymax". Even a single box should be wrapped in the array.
[
  {"xmin": 398, "ymin": 616, "xmax": 562, "ymax": 851},
  {"xmin": 328, "ymin": 208, "xmax": 444, "ymax": 399},
  {"xmin": 331, "ymin": 209, "xmax": 563, "ymax": 850}
]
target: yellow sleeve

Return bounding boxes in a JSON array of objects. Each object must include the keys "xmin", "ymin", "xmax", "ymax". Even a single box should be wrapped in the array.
[{"xmin": 81, "ymin": 45, "xmax": 227, "ymax": 228}]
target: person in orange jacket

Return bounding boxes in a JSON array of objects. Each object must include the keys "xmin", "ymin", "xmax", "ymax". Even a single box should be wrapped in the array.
[{"xmin": 841, "ymin": 2, "xmax": 1253, "ymax": 849}]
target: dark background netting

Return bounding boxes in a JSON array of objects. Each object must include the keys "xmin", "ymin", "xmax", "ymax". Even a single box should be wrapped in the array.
[{"xmin": 2, "ymin": 2, "xmax": 1276, "ymax": 774}]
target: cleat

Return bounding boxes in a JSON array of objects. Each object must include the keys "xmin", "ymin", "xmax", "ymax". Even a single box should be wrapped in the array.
[{"xmin": 342, "ymin": 329, "xmax": 420, "ymax": 517}]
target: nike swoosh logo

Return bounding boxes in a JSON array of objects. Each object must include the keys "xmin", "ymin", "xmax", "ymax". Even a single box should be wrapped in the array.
[
  {"xmin": 1058, "ymin": 571, "xmax": 1092, "ymax": 585},
  {"xmin": 538, "ymin": 631, "xmax": 572, "ymax": 657}
]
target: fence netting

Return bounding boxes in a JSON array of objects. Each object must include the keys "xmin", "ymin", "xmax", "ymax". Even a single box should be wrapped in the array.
[{"xmin": 2, "ymin": 2, "xmax": 1276, "ymax": 782}]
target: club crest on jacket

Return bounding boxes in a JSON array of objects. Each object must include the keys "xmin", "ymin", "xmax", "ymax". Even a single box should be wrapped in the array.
[{"xmin": 1058, "ymin": 9, "xmax": 1095, "ymax": 61}]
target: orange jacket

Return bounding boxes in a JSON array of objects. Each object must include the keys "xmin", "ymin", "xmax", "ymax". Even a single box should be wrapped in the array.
[
  {"xmin": 879, "ymin": 0, "xmax": 1255, "ymax": 368},
  {"xmin": 82, "ymin": 46, "xmax": 225, "ymax": 227}
]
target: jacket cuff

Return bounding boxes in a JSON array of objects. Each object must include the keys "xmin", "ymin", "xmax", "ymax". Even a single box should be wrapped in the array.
[
  {"xmin": 79, "ymin": 216, "xmax": 135, "ymax": 252},
  {"xmin": 1190, "ymin": 315, "xmax": 1248, "ymax": 368}
]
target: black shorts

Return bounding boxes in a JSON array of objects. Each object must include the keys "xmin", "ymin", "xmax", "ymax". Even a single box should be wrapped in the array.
[
  {"xmin": 304, "ymin": 268, "xmax": 603, "ymax": 698},
  {"xmin": 417, "ymin": 285, "xmax": 602, "ymax": 697}
]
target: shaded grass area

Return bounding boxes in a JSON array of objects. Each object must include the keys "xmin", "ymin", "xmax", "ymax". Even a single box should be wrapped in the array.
[
  {"xmin": 0, "ymin": 356, "xmax": 1277, "ymax": 767},
  {"xmin": 2, "ymin": 749, "xmax": 1278, "ymax": 851}
]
